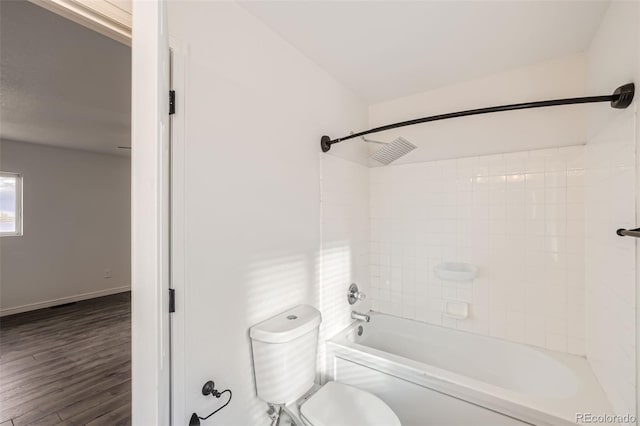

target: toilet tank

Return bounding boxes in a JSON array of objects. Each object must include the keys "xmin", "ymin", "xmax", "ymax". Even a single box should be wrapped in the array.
[{"xmin": 249, "ymin": 305, "xmax": 322, "ymax": 405}]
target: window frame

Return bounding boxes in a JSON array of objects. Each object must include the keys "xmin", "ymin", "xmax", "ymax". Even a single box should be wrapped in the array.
[{"xmin": 0, "ymin": 171, "xmax": 23, "ymax": 237}]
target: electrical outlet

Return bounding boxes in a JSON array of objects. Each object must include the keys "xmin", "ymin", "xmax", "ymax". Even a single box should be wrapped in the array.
[{"xmin": 104, "ymin": 269, "xmax": 112, "ymax": 279}]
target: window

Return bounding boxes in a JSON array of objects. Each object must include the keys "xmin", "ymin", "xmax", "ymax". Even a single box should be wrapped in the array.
[{"xmin": 0, "ymin": 172, "xmax": 22, "ymax": 236}]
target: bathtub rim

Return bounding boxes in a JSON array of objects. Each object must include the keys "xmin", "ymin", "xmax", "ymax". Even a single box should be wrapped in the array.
[{"xmin": 326, "ymin": 314, "xmax": 610, "ymax": 426}]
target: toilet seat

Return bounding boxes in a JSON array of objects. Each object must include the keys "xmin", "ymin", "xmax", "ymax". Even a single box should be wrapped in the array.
[{"xmin": 299, "ymin": 381, "xmax": 401, "ymax": 426}]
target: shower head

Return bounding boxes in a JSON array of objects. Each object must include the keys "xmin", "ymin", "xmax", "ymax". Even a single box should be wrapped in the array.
[{"xmin": 366, "ymin": 136, "xmax": 417, "ymax": 165}]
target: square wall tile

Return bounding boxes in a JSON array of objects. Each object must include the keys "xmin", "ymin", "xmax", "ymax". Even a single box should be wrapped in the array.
[{"xmin": 368, "ymin": 145, "xmax": 586, "ymax": 355}]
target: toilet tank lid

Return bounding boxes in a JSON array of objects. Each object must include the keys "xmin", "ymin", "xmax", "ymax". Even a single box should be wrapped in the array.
[{"xmin": 250, "ymin": 305, "xmax": 322, "ymax": 343}]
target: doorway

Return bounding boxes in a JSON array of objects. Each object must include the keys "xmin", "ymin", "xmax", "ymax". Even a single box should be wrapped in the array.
[{"xmin": 0, "ymin": 1, "xmax": 132, "ymax": 424}]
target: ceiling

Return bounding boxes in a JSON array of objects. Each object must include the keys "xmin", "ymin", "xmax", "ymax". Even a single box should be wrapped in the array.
[
  {"xmin": 240, "ymin": 1, "xmax": 610, "ymax": 103},
  {"xmin": 0, "ymin": 0, "xmax": 131, "ymax": 155}
]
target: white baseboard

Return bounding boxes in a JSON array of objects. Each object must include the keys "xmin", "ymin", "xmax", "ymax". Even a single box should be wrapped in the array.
[{"xmin": 0, "ymin": 286, "xmax": 131, "ymax": 317}]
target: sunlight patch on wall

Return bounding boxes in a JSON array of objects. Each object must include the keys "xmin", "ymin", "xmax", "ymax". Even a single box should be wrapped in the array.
[
  {"xmin": 245, "ymin": 253, "xmax": 310, "ymax": 325},
  {"xmin": 243, "ymin": 252, "xmax": 312, "ymax": 423},
  {"xmin": 318, "ymin": 154, "xmax": 370, "ymax": 379}
]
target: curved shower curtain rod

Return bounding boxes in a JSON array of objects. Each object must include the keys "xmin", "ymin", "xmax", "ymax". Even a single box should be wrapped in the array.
[{"xmin": 320, "ymin": 83, "xmax": 635, "ymax": 153}]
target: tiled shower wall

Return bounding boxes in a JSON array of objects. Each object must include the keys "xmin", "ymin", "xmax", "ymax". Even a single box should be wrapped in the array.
[
  {"xmin": 369, "ymin": 146, "xmax": 586, "ymax": 355},
  {"xmin": 585, "ymin": 108, "xmax": 636, "ymax": 415}
]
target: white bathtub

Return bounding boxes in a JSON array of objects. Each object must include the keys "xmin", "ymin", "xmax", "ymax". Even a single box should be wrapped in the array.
[{"xmin": 326, "ymin": 313, "xmax": 613, "ymax": 426}]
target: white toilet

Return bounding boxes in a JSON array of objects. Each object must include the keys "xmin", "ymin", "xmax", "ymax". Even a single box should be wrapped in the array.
[{"xmin": 250, "ymin": 305, "xmax": 401, "ymax": 426}]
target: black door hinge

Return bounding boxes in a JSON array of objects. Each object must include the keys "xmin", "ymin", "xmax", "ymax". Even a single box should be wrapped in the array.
[
  {"xmin": 169, "ymin": 90, "xmax": 176, "ymax": 115},
  {"xmin": 169, "ymin": 288, "xmax": 175, "ymax": 313}
]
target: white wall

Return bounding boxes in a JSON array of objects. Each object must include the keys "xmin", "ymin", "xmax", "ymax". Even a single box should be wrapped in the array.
[
  {"xmin": 369, "ymin": 146, "xmax": 586, "ymax": 355},
  {"xmin": 0, "ymin": 140, "xmax": 131, "ymax": 315},
  {"xmin": 584, "ymin": 0, "xmax": 639, "ymax": 417},
  {"xmin": 167, "ymin": 2, "xmax": 367, "ymax": 424},
  {"xmin": 368, "ymin": 55, "xmax": 587, "ymax": 164}
]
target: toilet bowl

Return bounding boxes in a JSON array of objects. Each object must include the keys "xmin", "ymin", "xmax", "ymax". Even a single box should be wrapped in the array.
[
  {"xmin": 297, "ymin": 381, "xmax": 400, "ymax": 426},
  {"xmin": 249, "ymin": 305, "xmax": 401, "ymax": 426}
]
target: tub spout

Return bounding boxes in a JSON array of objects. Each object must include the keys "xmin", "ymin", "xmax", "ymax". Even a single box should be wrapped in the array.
[{"xmin": 351, "ymin": 311, "xmax": 370, "ymax": 322}]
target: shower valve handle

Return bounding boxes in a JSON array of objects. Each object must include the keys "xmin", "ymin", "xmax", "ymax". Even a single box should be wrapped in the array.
[{"xmin": 347, "ymin": 283, "xmax": 366, "ymax": 305}]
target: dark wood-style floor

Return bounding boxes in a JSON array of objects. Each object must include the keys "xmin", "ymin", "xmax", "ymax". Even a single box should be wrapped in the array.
[{"xmin": 0, "ymin": 293, "xmax": 131, "ymax": 426}]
